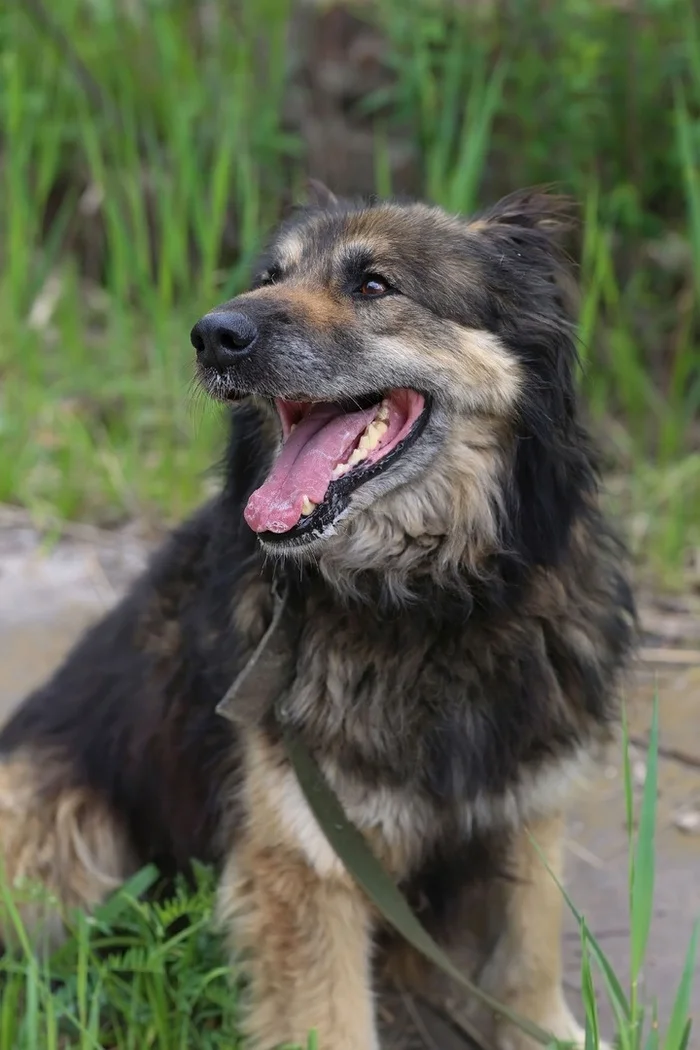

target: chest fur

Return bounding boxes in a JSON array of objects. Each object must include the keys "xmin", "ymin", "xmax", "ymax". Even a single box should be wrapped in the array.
[
  {"xmin": 286, "ymin": 597, "xmax": 584, "ymax": 802},
  {"xmin": 233, "ymin": 580, "xmax": 605, "ymax": 880}
]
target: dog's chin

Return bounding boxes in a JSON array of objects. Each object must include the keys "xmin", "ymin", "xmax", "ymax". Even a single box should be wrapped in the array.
[{"xmin": 236, "ymin": 388, "xmax": 434, "ymax": 558}]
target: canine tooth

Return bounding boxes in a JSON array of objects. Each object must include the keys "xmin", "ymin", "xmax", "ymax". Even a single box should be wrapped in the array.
[
  {"xmin": 301, "ymin": 495, "xmax": 317, "ymax": 516},
  {"xmin": 349, "ymin": 447, "xmax": 368, "ymax": 466},
  {"xmin": 377, "ymin": 402, "xmax": 390, "ymax": 422},
  {"xmin": 289, "ymin": 423, "xmax": 296, "ymax": 434}
]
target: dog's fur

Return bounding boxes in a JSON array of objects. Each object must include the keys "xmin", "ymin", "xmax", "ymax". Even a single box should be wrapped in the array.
[{"xmin": 0, "ymin": 187, "xmax": 635, "ymax": 1049}]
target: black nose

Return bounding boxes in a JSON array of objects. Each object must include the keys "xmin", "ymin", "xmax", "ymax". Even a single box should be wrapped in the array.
[{"xmin": 190, "ymin": 310, "xmax": 258, "ymax": 369}]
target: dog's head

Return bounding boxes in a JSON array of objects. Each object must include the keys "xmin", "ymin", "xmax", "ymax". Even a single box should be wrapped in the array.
[{"xmin": 193, "ymin": 186, "xmax": 596, "ymax": 599}]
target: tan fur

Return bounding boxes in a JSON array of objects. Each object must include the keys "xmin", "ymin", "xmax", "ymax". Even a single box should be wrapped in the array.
[
  {"xmin": 0, "ymin": 751, "xmax": 135, "ymax": 950},
  {"xmin": 240, "ymin": 283, "xmax": 354, "ymax": 328},
  {"xmin": 275, "ymin": 231, "xmax": 305, "ymax": 270},
  {"xmin": 218, "ymin": 731, "xmax": 379, "ymax": 1049},
  {"xmin": 451, "ymin": 329, "xmax": 523, "ymax": 411},
  {"xmin": 474, "ymin": 815, "xmax": 584, "ymax": 1049},
  {"xmin": 231, "ymin": 583, "xmax": 599, "ymax": 859},
  {"xmin": 374, "ymin": 327, "xmax": 523, "ymax": 417},
  {"xmin": 282, "ymin": 286, "xmax": 355, "ymax": 329}
]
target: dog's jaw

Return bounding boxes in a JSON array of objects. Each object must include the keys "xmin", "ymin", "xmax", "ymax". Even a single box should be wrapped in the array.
[{"xmin": 243, "ymin": 390, "xmax": 431, "ymax": 544}]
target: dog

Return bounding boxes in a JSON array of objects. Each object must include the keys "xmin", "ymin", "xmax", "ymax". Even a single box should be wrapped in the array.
[{"xmin": 0, "ymin": 184, "xmax": 635, "ymax": 1049}]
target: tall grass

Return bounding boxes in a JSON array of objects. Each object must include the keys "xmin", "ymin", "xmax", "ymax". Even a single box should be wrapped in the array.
[
  {"xmin": 0, "ymin": 0, "xmax": 294, "ymax": 526},
  {"xmin": 0, "ymin": 0, "xmax": 699, "ymax": 577}
]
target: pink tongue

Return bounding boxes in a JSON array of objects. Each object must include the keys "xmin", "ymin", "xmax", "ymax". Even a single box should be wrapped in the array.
[{"xmin": 244, "ymin": 403, "xmax": 378, "ymax": 534}]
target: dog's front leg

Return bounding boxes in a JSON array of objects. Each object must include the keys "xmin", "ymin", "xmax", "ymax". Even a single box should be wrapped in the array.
[
  {"xmin": 217, "ymin": 731, "xmax": 379, "ymax": 1050},
  {"xmin": 476, "ymin": 813, "xmax": 587, "ymax": 1050}
]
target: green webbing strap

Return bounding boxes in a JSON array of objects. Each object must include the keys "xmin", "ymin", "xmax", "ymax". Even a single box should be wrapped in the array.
[{"xmin": 217, "ymin": 579, "xmax": 559, "ymax": 1050}]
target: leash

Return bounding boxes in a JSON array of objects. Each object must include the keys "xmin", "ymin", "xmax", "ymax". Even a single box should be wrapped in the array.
[{"xmin": 217, "ymin": 580, "xmax": 560, "ymax": 1050}]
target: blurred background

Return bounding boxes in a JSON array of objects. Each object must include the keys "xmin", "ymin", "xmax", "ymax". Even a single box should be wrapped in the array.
[{"xmin": 1, "ymin": 0, "xmax": 699, "ymax": 587}]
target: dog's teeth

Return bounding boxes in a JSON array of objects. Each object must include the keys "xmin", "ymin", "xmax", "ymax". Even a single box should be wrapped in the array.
[
  {"xmin": 359, "ymin": 419, "xmax": 388, "ymax": 451},
  {"xmin": 289, "ymin": 423, "xmax": 296, "ymax": 434},
  {"xmin": 377, "ymin": 402, "xmax": 390, "ymax": 422},
  {"xmin": 334, "ymin": 425, "xmax": 383, "ymax": 475},
  {"xmin": 372, "ymin": 419, "xmax": 388, "ymax": 442},
  {"xmin": 301, "ymin": 495, "xmax": 317, "ymax": 516},
  {"xmin": 349, "ymin": 447, "xmax": 368, "ymax": 466}
]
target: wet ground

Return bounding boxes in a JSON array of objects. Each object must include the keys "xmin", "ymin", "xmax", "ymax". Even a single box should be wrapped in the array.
[{"xmin": 0, "ymin": 507, "xmax": 698, "ymax": 1046}]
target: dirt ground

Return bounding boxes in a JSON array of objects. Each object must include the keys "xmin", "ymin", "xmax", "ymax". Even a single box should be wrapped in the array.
[{"xmin": 0, "ymin": 507, "xmax": 698, "ymax": 1048}]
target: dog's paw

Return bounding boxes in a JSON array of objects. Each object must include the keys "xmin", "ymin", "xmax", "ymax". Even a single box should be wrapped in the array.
[{"xmin": 493, "ymin": 1001, "xmax": 610, "ymax": 1050}]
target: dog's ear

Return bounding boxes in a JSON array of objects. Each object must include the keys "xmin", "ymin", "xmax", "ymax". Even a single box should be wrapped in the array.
[
  {"xmin": 470, "ymin": 186, "xmax": 579, "ymax": 316},
  {"xmin": 473, "ymin": 188, "xmax": 577, "ymax": 239},
  {"xmin": 305, "ymin": 178, "xmax": 339, "ymax": 210}
]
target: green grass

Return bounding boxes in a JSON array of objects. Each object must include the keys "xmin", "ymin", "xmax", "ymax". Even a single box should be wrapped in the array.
[
  {"xmin": 0, "ymin": 0, "xmax": 296, "ymax": 528},
  {"xmin": 0, "ymin": 863, "xmax": 237, "ymax": 1048},
  {"xmin": 1, "ymin": 0, "xmax": 700, "ymax": 582},
  {"xmin": 0, "ymin": 861, "xmax": 317, "ymax": 1049},
  {"xmin": 0, "ymin": 700, "xmax": 695, "ymax": 1049}
]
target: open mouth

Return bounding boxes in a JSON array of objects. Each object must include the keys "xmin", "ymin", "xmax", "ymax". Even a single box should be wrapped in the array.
[{"xmin": 243, "ymin": 388, "xmax": 429, "ymax": 541}]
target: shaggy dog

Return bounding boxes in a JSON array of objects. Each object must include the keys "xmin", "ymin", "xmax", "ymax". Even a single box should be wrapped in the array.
[{"xmin": 0, "ymin": 185, "xmax": 635, "ymax": 1049}]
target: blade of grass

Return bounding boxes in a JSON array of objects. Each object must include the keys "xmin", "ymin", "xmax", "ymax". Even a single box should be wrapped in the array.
[
  {"xmin": 580, "ymin": 920, "xmax": 601, "ymax": 1050},
  {"xmin": 373, "ymin": 126, "xmax": 394, "ymax": 200},
  {"xmin": 674, "ymin": 86, "xmax": 700, "ymax": 299},
  {"xmin": 92, "ymin": 864, "xmax": 160, "ymax": 926},
  {"xmin": 663, "ymin": 920, "xmax": 698, "ymax": 1050},
  {"xmin": 644, "ymin": 1003, "xmax": 660, "ymax": 1050},
  {"xmin": 445, "ymin": 56, "xmax": 506, "ymax": 215},
  {"xmin": 527, "ymin": 833, "xmax": 632, "ymax": 1046},
  {"xmin": 630, "ymin": 696, "xmax": 658, "ymax": 985}
]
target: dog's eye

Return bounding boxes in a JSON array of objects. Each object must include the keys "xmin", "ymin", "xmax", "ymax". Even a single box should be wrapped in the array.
[
  {"xmin": 256, "ymin": 266, "xmax": 281, "ymax": 288},
  {"xmin": 357, "ymin": 274, "xmax": 390, "ymax": 298}
]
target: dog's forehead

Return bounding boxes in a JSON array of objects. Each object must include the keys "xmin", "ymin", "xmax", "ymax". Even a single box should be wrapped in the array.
[{"xmin": 273, "ymin": 203, "xmax": 468, "ymax": 272}]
